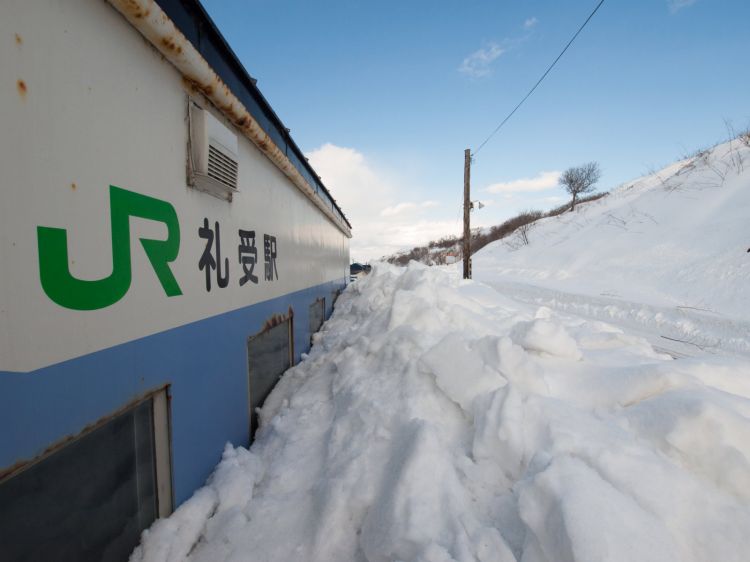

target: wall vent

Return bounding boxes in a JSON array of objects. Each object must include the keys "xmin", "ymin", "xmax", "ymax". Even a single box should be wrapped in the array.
[{"xmin": 189, "ymin": 104, "xmax": 239, "ymax": 201}]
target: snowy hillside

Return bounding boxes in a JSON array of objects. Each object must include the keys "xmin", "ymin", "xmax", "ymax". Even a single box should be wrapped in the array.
[
  {"xmin": 474, "ymin": 139, "xmax": 750, "ymax": 354},
  {"xmin": 129, "ymin": 139, "xmax": 750, "ymax": 562}
]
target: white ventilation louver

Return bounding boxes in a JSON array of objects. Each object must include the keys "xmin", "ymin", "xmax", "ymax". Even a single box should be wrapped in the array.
[{"xmin": 189, "ymin": 104, "xmax": 239, "ymax": 201}]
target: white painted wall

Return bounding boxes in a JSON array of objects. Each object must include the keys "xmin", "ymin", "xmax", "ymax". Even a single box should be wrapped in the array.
[{"xmin": 0, "ymin": 0, "xmax": 349, "ymax": 372}]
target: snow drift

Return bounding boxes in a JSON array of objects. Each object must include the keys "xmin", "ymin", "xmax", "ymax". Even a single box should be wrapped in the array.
[{"xmin": 130, "ymin": 259, "xmax": 750, "ymax": 561}]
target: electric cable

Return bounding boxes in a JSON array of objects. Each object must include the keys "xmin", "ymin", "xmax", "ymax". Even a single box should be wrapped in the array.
[{"xmin": 472, "ymin": 0, "xmax": 606, "ymax": 157}]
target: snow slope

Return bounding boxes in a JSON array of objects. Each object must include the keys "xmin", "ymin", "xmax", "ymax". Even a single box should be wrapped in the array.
[
  {"xmin": 474, "ymin": 140, "xmax": 750, "ymax": 355},
  {"xmin": 131, "ymin": 260, "xmax": 750, "ymax": 562}
]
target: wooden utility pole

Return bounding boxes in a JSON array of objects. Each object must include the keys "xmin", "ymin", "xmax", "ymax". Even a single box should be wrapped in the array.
[{"xmin": 463, "ymin": 148, "xmax": 471, "ymax": 279}]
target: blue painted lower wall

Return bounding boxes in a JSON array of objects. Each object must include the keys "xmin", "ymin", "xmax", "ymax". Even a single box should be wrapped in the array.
[{"xmin": 0, "ymin": 278, "xmax": 346, "ymax": 506}]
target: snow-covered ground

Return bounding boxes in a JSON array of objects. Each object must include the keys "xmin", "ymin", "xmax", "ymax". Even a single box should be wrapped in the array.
[
  {"xmin": 130, "ymin": 140, "xmax": 750, "ymax": 562},
  {"xmin": 474, "ymin": 139, "xmax": 750, "ymax": 356}
]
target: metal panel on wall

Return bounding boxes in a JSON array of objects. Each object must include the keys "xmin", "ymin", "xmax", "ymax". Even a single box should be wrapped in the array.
[{"xmin": 247, "ymin": 317, "xmax": 293, "ymax": 435}]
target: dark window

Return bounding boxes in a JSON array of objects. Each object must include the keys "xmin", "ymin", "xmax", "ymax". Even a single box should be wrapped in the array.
[
  {"xmin": 0, "ymin": 395, "xmax": 168, "ymax": 562},
  {"xmin": 331, "ymin": 289, "xmax": 342, "ymax": 309},
  {"xmin": 309, "ymin": 298, "xmax": 325, "ymax": 345},
  {"xmin": 247, "ymin": 317, "xmax": 293, "ymax": 436}
]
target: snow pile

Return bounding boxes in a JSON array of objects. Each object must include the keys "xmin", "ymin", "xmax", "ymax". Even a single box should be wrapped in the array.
[
  {"xmin": 131, "ymin": 263, "xmax": 750, "ymax": 562},
  {"xmin": 474, "ymin": 139, "xmax": 750, "ymax": 353}
]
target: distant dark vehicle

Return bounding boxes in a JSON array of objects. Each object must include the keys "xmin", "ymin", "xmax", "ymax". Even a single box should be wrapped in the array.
[{"xmin": 350, "ymin": 263, "xmax": 372, "ymax": 281}]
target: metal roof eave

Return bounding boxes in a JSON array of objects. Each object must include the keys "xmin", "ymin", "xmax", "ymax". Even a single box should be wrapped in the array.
[{"xmin": 109, "ymin": 0, "xmax": 351, "ymax": 234}]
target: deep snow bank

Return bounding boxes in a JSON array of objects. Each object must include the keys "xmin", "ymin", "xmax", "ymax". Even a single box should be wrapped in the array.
[
  {"xmin": 131, "ymin": 264, "xmax": 750, "ymax": 562},
  {"xmin": 474, "ymin": 139, "xmax": 750, "ymax": 336}
]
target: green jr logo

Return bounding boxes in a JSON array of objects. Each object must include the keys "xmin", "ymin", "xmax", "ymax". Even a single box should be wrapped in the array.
[{"xmin": 37, "ymin": 185, "xmax": 182, "ymax": 310}]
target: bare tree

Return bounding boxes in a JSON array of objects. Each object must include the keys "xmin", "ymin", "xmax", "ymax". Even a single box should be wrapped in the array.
[
  {"xmin": 517, "ymin": 222, "xmax": 532, "ymax": 245},
  {"xmin": 560, "ymin": 162, "xmax": 601, "ymax": 211}
]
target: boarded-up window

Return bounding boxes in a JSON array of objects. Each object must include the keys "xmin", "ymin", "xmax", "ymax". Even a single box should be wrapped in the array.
[
  {"xmin": 0, "ymin": 389, "xmax": 172, "ymax": 562},
  {"xmin": 309, "ymin": 298, "xmax": 325, "ymax": 345},
  {"xmin": 247, "ymin": 317, "xmax": 293, "ymax": 435}
]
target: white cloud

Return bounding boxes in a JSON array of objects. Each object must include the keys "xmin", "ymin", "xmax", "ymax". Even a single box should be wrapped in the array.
[
  {"xmin": 523, "ymin": 17, "xmax": 538, "ymax": 29},
  {"xmin": 307, "ymin": 144, "xmax": 458, "ymax": 261},
  {"xmin": 485, "ymin": 171, "xmax": 561, "ymax": 194},
  {"xmin": 668, "ymin": 0, "xmax": 697, "ymax": 12},
  {"xmin": 380, "ymin": 201, "xmax": 438, "ymax": 217},
  {"xmin": 459, "ymin": 42, "xmax": 505, "ymax": 78}
]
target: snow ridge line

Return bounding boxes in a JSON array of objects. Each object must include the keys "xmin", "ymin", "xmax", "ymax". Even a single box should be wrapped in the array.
[{"xmin": 482, "ymin": 280, "xmax": 750, "ymax": 356}]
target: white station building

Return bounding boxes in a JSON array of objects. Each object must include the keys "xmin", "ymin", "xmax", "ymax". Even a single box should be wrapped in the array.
[{"xmin": 0, "ymin": 1, "xmax": 351, "ymax": 559}]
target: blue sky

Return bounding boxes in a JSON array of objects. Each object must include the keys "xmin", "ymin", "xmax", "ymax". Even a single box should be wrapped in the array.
[{"xmin": 202, "ymin": 0, "xmax": 750, "ymax": 261}]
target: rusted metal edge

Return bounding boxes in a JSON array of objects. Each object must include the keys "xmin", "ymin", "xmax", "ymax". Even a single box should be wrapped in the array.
[
  {"xmin": 107, "ymin": 0, "xmax": 352, "ymax": 238},
  {"xmin": 246, "ymin": 308, "xmax": 295, "ymax": 439},
  {"xmin": 0, "ymin": 384, "xmax": 170, "ymax": 483},
  {"xmin": 261, "ymin": 306, "xmax": 294, "ymax": 332},
  {"xmin": 249, "ymin": 306, "xmax": 295, "ymax": 367}
]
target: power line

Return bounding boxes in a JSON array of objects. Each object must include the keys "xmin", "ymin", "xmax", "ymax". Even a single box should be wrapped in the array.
[{"xmin": 472, "ymin": 0, "xmax": 606, "ymax": 157}]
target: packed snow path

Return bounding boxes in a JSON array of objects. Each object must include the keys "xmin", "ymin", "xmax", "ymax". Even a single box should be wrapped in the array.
[{"xmin": 131, "ymin": 263, "xmax": 750, "ymax": 562}]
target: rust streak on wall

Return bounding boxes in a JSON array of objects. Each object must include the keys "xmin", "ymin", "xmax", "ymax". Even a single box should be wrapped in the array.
[{"xmin": 106, "ymin": 0, "xmax": 351, "ymax": 237}]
